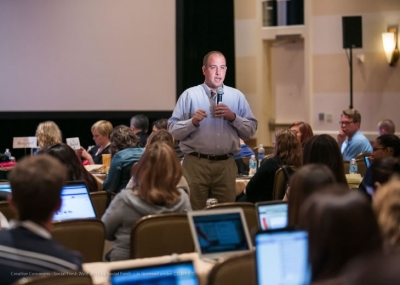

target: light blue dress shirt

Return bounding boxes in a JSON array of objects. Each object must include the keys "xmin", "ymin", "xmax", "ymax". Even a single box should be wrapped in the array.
[
  {"xmin": 341, "ymin": 130, "xmax": 372, "ymax": 161},
  {"xmin": 168, "ymin": 84, "xmax": 257, "ymax": 155}
]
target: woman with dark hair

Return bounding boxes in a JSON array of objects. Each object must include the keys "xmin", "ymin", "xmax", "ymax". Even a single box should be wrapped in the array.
[
  {"xmin": 102, "ymin": 142, "xmax": 191, "ymax": 261},
  {"xmin": 299, "ymin": 185, "xmax": 382, "ymax": 282},
  {"xmin": 152, "ymin": 118, "xmax": 168, "ymax": 132},
  {"xmin": 103, "ymin": 125, "xmax": 144, "ymax": 194},
  {"xmin": 38, "ymin": 143, "xmax": 98, "ymax": 192},
  {"xmin": 303, "ymin": 134, "xmax": 347, "ymax": 184},
  {"xmin": 290, "ymin": 121, "xmax": 314, "ymax": 147},
  {"xmin": 245, "ymin": 129, "xmax": 302, "ymax": 202},
  {"xmin": 287, "ymin": 164, "xmax": 336, "ymax": 226},
  {"xmin": 371, "ymin": 134, "xmax": 400, "ymax": 160}
]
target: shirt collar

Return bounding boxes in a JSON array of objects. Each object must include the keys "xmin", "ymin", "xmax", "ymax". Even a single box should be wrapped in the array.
[
  {"xmin": 202, "ymin": 83, "xmax": 224, "ymax": 98},
  {"xmin": 10, "ymin": 220, "xmax": 51, "ymax": 239}
]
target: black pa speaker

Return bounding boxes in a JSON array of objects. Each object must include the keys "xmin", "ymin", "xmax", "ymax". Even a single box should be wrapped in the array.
[{"xmin": 342, "ymin": 16, "xmax": 362, "ymax": 49}]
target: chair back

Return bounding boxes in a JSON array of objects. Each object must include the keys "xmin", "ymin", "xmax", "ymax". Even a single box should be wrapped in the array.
[
  {"xmin": 11, "ymin": 273, "xmax": 92, "ymax": 285},
  {"xmin": 356, "ymin": 158, "xmax": 367, "ymax": 177},
  {"xmin": 356, "ymin": 152, "xmax": 372, "ymax": 159},
  {"xmin": 89, "ymin": 191, "xmax": 115, "ymax": 218},
  {"xmin": 206, "ymin": 202, "xmax": 258, "ymax": 237},
  {"xmin": 343, "ymin": 160, "xmax": 350, "ymax": 175},
  {"xmin": 130, "ymin": 212, "xmax": 194, "ymax": 259},
  {"xmin": 51, "ymin": 219, "xmax": 105, "ymax": 263},
  {"xmin": 208, "ymin": 252, "xmax": 256, "ymax": 285},
  {"xmin": 272, "ymin": 166, "xmax": 297, "ymax": 200},
  {"xmin": 0, "ymin": 201, "xmax": 16, "ymax": 221}
]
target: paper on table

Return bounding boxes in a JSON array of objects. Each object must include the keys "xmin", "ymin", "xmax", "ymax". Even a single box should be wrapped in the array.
[{"xmin": 66, "ymin": 137, "xmax": 81, "ymax": 150}]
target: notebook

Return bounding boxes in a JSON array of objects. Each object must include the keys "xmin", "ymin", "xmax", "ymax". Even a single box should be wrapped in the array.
[
  {"xmin": 52, "ymin": 181, "xmax": 96, "ymax": 221},
  {"xmin": 110, "ymin": 260, "xmax": 198, "ymax": 285},
  {"xmin": 255, "ymin": 229, "xmax": 310, "ymax": 285},
  {"xmin": 187, "ymin": 208, "xmax": 252, "ymax": 261},
  {"xmin": 0, "ymin": 182, "xmax": 12, "ymax": 193},
  {"xmin": 256, "ymin": 201, "xmax": 288, "ymax": 230}
]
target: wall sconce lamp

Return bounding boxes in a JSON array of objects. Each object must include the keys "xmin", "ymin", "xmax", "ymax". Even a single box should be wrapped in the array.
[{"xmin": 382, "ymin": 25, "xmax": 399, "ymax": 67}]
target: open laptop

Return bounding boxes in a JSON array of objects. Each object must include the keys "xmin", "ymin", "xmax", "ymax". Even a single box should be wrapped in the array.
[
  {"xmin": 255, "ymin": 228, "xmax": 310, "ymax": 285},
  {"xmin": 110, "ymin": 260, "xmax": 198, "ymax": 285},
  {"xmin": 52, "ymin": 181, "xmax": 96, "ymax": 221},
  {"xmin": 256, "ymin": 201, "xmax": 288, "ymax": 230},
  {"xmin": 0, "ymin": 182, "xmax": 11, "ymax": 193},
  {"xmin": 187, "ymin": 208, "xmax": 252, "ymax": 262}
]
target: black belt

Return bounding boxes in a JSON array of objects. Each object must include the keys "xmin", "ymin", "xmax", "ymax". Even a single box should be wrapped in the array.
[{"xmin": 189, "ymin": 152, "xmax": 230, "ymax": 161}]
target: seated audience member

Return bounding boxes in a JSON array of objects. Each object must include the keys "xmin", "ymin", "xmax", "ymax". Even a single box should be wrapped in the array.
[
  {"xmin": 0, "ymin": 155, "xmax": 82, "ymax": 284},
  {"xmin": 299, "ymin": 185, "xmax": 382, "ymax": 283},
  {"xmin": 126, "ymin": 130, "xmax": 190, "ymax": 195},
  {"xmin": 38, "ymin": 143, "xmax": 98, "ymax": 193},
  {"xmin": 103, "ymin": 125, "xmax": 144, "ymax": 194},
  {"xmin": 337, "ymin": 109, "xmax": 372, "ymax": 161},
  {"xmin": 152, "ymin": 118, "xmax": 168, "ymax": 132},
  {"xmin": 373, "ymin": 177, "xmax": 400, "ymax": 253},
  {"xmin": 102, "ymin": 142, "xmax": 192, "ymax": 261},
  {"xmin": 287, "ymin": 164, "xmax": 336, "ymax": 226},
  {"xmin": 245, "ymin": 129, "xmax": 302, "ymax": 202},
  {"xmin": 78, "ymin": 120, "xmax": 113, "ymax": 165},
  {"xmin": 130, "ymin": 114, "xmax": 149, "ymax": 147},
  {"xmin": 290, "ymin": 121, "xmax": 314, "ymax": 147},
  {"xmin": 378, "ymin": 119, "xmax": 395, "ymax": 136},
  {"xmin": 303, "ymin": 134, "xmax": 347, "ymax": 184},
  {"xmin": 35, "ymin": 121, "xmax": 62, "ymax": 151},
  {"xmin": 362, "ymin": 157, "xmax": 400, "ymax": 197},
  {"xmin": 233, "ymin": 139, "xmax": 255, "ymax": 175},
  {"xmin": 370, "ymin": 134, "xmax": 400, "ymax": 160}
]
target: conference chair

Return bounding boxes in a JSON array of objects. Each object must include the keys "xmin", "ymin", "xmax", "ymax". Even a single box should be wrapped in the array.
[
  {"xmin": 356, "ymin": 158, "xmax": 367, "ymax": 177},
  {"xmin": 11, "ymin": 273, "xmax": 92, "ymax": 285},
  {"xmin": 89, "ymin": 191, "xmax": 115, "ymax": 218},
  {"xmin": 51, "ymin": 219, "xmax": 105, "ymax": 263},
  {"xmin": 208, "ymin": 252, "xmax": 256, "ymax": 285},
  {"xmin": 0, "ymin": 201, "xmax": 16, "ymax": 221},
  {"xmin": 272, "ymin": 166, "xmax": 297, "ymax": 200},
  {"xmin": 206, "ymin": 202, "xmax": 258, "ymax": 237},
  {"xmin": 356, "ymin": 152, "xmax": 372, "ymax": 160},
  {"xmin": 130, "ymin": 213, "xmax": 194, "ymax": 259}
]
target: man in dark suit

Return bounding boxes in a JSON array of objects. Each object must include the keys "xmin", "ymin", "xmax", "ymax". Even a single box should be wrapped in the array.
[{"xmin": 0, "ymin": 155, "xmax": 82, "ymax": 285}]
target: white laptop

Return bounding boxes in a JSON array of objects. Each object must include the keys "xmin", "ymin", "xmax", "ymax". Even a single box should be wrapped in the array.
[
  {"xmin": 52, "ymin": 181, "xmax": 96, "ymax": 221},
  {"xmin": 256, "ymin": 201, "xmax": 288, "ymax": 230},
  {"xmin": 255, "ymin": 228, "xmax": 310, "ymax": 285},
  {"xmin": 187, "ymin": 208, "xmax": 252, "ymax": 261},
  {"xmin": 110, "ymin": 260, "xmax": 198, "ymax": 285}
]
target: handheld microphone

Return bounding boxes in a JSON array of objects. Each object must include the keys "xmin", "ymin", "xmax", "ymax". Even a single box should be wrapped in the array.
[{"xmin": 217, "ymin": 87, "xmax": 224, "ymax": 104}]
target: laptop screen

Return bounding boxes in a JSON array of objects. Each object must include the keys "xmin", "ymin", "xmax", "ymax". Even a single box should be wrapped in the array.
[
  {"xmin": 256, "ymin": 229, "xmax": 310, "ymax": 285},
  {"xmin": 188, "ymin": 209, "xmax": 251, "ymax": 258},
  {"xmin": 110, "ymin": 261, "xmax": 198, "ymax": 285},
  {"xmin": 0, "ymin": 182, "xmax": 11, "ymax": 193},
  {"xmin": 52, "ymin": 182, "xmax": 96, "ymax": 221},
  {"xmin": 256, "ymin": 202, "xmax": 288, "ymax": 230}
]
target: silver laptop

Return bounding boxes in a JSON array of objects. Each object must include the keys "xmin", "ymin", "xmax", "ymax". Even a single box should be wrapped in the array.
[
  {"xmin": 256, "ymin": 201, "xmax": 288, "ymax": 230},
  {"xmin": 52, "ymin": 181, "xmax": 96, "ymax": 221},
  {"xmin": 110, "ymin": 260, "xmax": 198, "ymax": 285},
  {"xmin": 187, "ymin": 208, "xmax": 252, "ymax": 261},
  {"xmin": 255, "ymin": 228, "xmax": 310, "ymax": 285}
]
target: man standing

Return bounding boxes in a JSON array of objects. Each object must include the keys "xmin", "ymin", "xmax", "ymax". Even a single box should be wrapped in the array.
[
  {"xmin": 337, "ymin": 109, "xmax": 372, "ymax": 161},
  {"xmin": 0, "ymin": 155, "xmax": 82, "ymax": 284},
  {"xmin": 130, "ymin": 114, "xmax": 149, "ymax": 147},
  {"xmin": 168, "ymin": 51, "xmax": 257, "ymax": 209},
  {"xmin": 378, "ymin": 119, "xmax": 395, "ymax": 136}
]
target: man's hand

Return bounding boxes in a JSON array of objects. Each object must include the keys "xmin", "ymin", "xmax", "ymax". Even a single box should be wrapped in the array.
[
  {"xmin": 337, "ymin": 130, "xmax": 346, "ymax": 147},
  {"xmin": 215, "ymin": 103, "xmax": 236, "ymax": 122},
  {"xmin": 192, "ymin": 109, "xmax": 208, "ymax": 126}
]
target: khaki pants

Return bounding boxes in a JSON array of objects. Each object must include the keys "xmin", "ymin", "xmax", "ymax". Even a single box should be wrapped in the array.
[{"xmin": 182, "ymin": 154, "xmax": 237, "ymax": 210}]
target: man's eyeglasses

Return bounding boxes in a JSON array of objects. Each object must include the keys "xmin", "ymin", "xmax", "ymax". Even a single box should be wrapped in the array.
[{"xmin": 339, "ymin": 121, "xmax": 354, "ymax": 125}]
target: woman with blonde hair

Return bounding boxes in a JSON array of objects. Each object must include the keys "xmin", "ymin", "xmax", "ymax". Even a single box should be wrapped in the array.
[
  {"xmin": 79, "ymin": 120, "xmax": 113, "ymax": 164},
  {"xmin": 35, "ymin": 121, "xmax": 62, "ymax": 149},
  {"xmin": 245, "ymin": 129, "xmax": 302, "ymax": 202},
  {"xmin": 102, "ymin": 142, "xmax": 191, "ymax": 261}
]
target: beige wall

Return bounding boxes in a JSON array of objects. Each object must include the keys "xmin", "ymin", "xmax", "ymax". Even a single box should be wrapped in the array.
[{"xmin": 235, "ymin": 0, "xmax": 400, "ymax": 145}]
